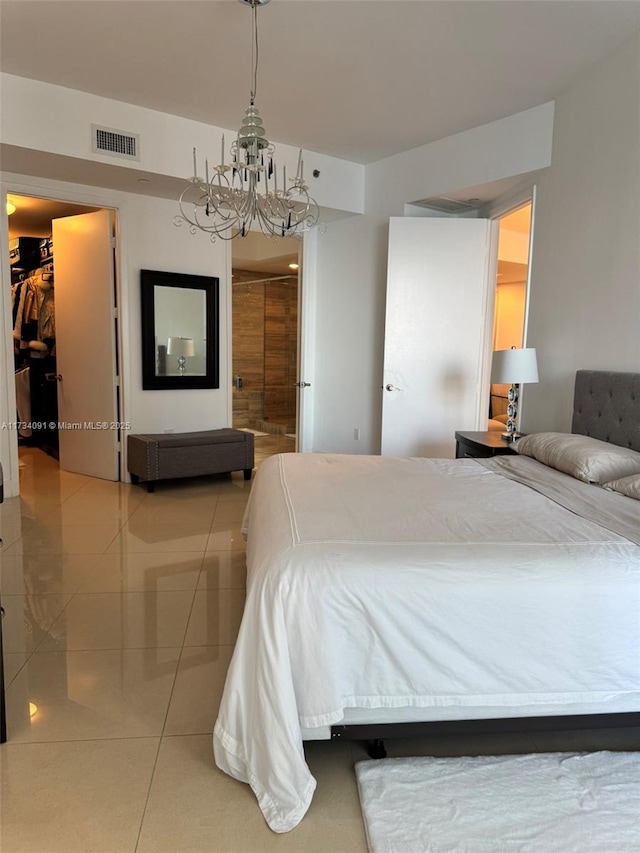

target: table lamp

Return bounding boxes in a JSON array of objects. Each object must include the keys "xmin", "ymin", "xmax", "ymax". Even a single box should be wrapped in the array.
[
  {"xmin": 167, "ymin": 336, "xmax": 195, "ymax": 376},
  {"xmin": 490, "ymin": 347, "xmax": 539, "ymax": 441}
]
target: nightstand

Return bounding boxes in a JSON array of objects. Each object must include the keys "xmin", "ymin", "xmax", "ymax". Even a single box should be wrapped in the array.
[{"xmin": 454, "ymin": 430, "xmax": 517, "ymax": 459}]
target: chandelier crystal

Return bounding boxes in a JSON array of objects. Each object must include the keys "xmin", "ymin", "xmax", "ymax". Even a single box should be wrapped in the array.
[{"xmin": 174, "ymin": 0, "xmax": 319, "ymax": 241}]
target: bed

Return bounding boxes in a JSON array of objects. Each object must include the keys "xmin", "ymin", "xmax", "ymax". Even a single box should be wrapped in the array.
[{"xmin": 213, "ymin": 370, "xmax": 640, "ymax": 833}]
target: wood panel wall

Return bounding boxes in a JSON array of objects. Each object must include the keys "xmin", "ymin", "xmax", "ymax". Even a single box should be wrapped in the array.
[{"xmin": 232, "ymin": 270, "xmax": 298, "ymax": 430}]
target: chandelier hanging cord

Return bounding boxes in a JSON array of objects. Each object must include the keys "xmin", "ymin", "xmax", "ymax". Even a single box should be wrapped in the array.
[{"xmin": 250, "ymin": 0, "xmax": 258, "ymax": 106}]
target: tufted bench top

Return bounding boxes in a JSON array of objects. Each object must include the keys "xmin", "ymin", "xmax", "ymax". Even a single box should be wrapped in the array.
[{"xmin": 133, "ymin": 429, "xmax": 250, "ymax": 448}]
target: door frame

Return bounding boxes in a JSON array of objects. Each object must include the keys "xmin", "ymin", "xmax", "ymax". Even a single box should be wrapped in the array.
[
  {"xmin": 227, "ymin": 228, "xmax": 314, "ymax": 453},
  {"xmin": 480, "ymin": 183, "xmax": 537, "ymax": 425},
  {"xmin": 297, "ymin": 228, "xmax": 316, "ymax": 452},
  {"xmin": 1, "ymin": 175, "xmax": 128, "ymax": 496}
]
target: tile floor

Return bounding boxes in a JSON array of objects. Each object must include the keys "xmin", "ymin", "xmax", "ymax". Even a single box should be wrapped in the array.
[{"xmin": 2, "ymin": 441, "xmax": 638, "ymax": 852}]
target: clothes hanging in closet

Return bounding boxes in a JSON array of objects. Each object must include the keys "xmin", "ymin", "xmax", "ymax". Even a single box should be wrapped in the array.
[
  {"xmin": 10, "ymin": 268, "xmax": 56, "ymax": 356},
  {"xmin": 14, "ymin": 366, "xmax": 32, "ymax": 438}
]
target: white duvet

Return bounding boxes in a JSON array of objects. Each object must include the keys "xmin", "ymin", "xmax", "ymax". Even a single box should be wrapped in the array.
[{"xmin": 213, "ymin": 453, "xmax": 640, "ymax": 832}]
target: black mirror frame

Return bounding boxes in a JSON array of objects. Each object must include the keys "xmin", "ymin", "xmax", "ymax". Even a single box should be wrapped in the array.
[{"xmin": 141, "ymin": 269, "xmax": 220, "ymax": 390}]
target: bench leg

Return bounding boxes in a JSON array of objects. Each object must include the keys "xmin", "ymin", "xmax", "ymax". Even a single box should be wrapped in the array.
[
  {"xmin": 243, "ymin": 468, "xmax": 252, "ymax": 481},
  {"xmin": 147, "ymin": 482, "xmax": 156, "ymax": 493}
]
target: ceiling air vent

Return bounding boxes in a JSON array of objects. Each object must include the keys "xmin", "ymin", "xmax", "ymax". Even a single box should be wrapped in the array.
[
  {"xmin": 91, "ymin": 125, "xmax": 139, "ymax": 161},
  {"xmin": 413, "ymin": 197, "xmax": 480, "ymax": 214}
]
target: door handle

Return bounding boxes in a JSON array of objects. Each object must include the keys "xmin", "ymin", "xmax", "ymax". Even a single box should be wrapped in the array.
[
  {"xmin": 45, "ymin": 373, "xmax": 63, "ymax": 382},
  {"xmin": 385, "ymin": 383, "xmax": 403, "ymax": 392},
  {"xmin": 294, "ymin": 382, "xmax": 311, "ymax": 388}
]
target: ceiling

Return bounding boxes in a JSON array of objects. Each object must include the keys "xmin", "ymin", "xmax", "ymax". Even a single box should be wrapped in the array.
[
  {"xmin": 2, "ymin": 0, "xmax": 638, "ymax": 262},
  {"xmin": 2, "ymin": 0, "xmax": 639, "ymax": 166}
]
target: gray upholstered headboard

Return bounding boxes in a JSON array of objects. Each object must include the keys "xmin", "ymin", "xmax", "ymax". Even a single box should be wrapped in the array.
[{"xmin": 572, "ymin": 370, "xmax": 640, "ymax": 452}]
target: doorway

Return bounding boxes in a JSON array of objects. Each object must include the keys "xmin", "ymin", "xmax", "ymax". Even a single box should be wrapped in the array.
[
  {"xmin": 231, "ymin": 232, "xmax": 301, "ymax": 462},
  {"xmin": 6, "ymin": 193, "xmax": 122, "ymax": 481},
  {"xmin": 488, "ymin": 202, "xmax": 533, "ymax": 428}
]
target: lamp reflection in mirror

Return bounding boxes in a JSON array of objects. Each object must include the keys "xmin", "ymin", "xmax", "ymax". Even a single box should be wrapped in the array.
[
  {"xmin": 167, "ymin": 336, "xmax": 195, "ymax": 376},
  {"xmin": 490, "ymin": 347, "xmax": 539, "ymax": 441}
]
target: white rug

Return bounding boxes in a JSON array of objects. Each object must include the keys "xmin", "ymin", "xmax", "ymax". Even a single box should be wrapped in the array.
[
  {"xmin": 237, "ymin": 428, "xmax": 269, "ymax": 437},
  {"xmin": 356, "ymin": 752, "xmax": 640, "ymax": 853}
]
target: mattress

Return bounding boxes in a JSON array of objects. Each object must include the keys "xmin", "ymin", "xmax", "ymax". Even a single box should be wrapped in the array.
[{"xmin": 214, "ymin": 452, "xmax": 640, "ymax": 832}]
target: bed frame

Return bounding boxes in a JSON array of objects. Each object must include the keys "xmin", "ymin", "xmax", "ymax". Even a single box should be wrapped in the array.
[{"xmin": 330, "ymin": 370, "xmax": 640, "ymax": 756}]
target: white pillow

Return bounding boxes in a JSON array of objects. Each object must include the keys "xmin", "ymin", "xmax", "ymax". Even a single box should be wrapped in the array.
[
  {"xmin": 602, "ymin": 474, "xmax": 640, "ymax": 500},
  {"xmin": 514, "ymin": 432, "xmax": 640, "ymax": 484}
]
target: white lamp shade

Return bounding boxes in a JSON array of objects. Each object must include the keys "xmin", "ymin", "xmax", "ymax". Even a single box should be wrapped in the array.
[
  {"xmin": 491, "ymin": 347, "xmax": 539, "ymax": 384},
  {"xmin": 167, "ymin": 336, "xmax": 195, "ymax": 358}
]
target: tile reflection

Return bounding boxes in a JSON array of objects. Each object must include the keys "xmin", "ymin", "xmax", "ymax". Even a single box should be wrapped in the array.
[
  {"xmin": 198, "ymin": 551, "xmax": 247, "ymax": 590},
  {"xmin": 37, "ymin": 591, "xmax": 195, "ymax": 651},
  {"xmin": 106, "ymin": 521, "xmax": 211, "ymax": 553},
  {"xmin": 83, "ymin": 552, "xmax": 204, "ymax": 593},
  {"xmin": 6, "ymin": 648, "xmax": 182, "ymax": 742},
  {"xmin": 183, "ymin": 589, "xmax": 246, "ymax": 646},
  {"xmin": 1, "ymin": 593, "xmax": 72, "ymax": 654},
  {"xmin": 0, "ymin": 553, "xmax": 102, "ymax": 595}
]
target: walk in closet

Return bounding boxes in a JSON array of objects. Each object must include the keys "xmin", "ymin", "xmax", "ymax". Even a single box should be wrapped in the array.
[
  {"xmin": 10, "ymin": 232, "xmax": 58, "ymax": 457},
  {"xmin": 6, "ymin": 194, "xmax": 120, "ymax": 480}
]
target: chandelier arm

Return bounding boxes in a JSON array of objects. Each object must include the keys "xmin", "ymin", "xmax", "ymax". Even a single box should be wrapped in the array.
[{"xmin": 180, "ymin": 184, "xmax": 239, "ymax": 235}]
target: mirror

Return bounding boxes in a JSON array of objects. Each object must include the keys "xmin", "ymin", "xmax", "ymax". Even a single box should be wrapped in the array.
[{"xmin": 141, "ymin": 269, "xmax": 219, "ymax": 390}]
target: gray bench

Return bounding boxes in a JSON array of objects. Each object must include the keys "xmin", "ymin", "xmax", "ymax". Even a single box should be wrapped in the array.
[{"xmin": 127, "ymin": 429, "xmax": 254, "ymax": 492}]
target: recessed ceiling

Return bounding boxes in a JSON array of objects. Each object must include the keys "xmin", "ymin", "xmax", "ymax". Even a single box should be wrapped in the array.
[
  {"xmin": 1, "ymin": 0, "xmax": 638, "ymax": 165},
  {"xmin": 232, "ymin": 229, "xmax": 301, "ymax": 275},
  {"xmin": 232, "ymin": 256, "xmax": 300, "ymax": 277}
]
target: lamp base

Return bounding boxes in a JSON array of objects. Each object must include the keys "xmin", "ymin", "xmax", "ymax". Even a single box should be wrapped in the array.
[{"xmin": 500, "ymin": 385, "xmax": 520, "ymax": 442}]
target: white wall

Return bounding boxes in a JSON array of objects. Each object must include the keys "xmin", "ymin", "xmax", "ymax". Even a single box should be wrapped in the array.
[
  {"xmin": 0, "ymin": 74, "xmax": 365, "ymax": 218},
  {"xmin": 0, "ymin": 174, "xmax": 230, "ymax": 496},
  {"xmin": 498, "ymin": 229, "xmax": 530, "ymax": 265},
  {"xmin": 524, "ymin": 32, "xmax": 640, "ymax": 432},
  {"xmin": 312, "ymin": 212, "xmax": 384, "ymax": 453},
  {"xmin": 310, "ymin": 103, "xmax": 555, "ymax": 453},
  {"xmin": 122, "ymin": 192, "xmax": 230, "ymax": 436}
]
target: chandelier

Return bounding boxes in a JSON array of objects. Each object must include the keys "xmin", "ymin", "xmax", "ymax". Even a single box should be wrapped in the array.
[{"xmin": 174, "ymin": 0, "xmax": 319, "ymax": 241}]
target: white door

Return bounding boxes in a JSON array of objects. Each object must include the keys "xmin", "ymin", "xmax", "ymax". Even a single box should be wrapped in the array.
[
  {"xmin": 381, "ymin": 217, "xmax": 495, "ymax": 458},
  {"xmin": 53, "ymin": 209, "xmax": 119, "ymax": 480}
]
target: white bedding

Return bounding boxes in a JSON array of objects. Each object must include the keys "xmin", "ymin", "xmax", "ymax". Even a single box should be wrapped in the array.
[{"xmin": 213, "ymin": 453, "xmax": 640, "ymax": 833}]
